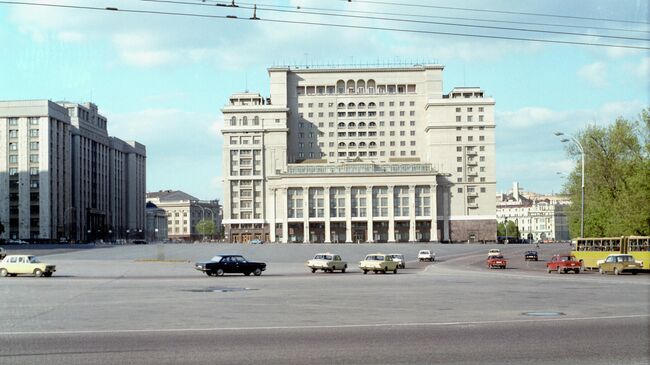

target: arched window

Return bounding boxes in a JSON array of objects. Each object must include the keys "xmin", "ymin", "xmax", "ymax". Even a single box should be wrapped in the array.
[
  {"xmin": 347, "ymin": 102, "xmax": 356, "ymax": 109},
  {"xmin": 368, "ymin": 102, "xmax": 376, "ymax": 108},
  {"xmin": 369, "ymin": 141, "xmax": 377, "ymax": 147},
  {"xmin": 368, "ymin": 121, "xmax": 376, "ymax": 127},
  {"xmin": 338, "ymin": 142, "xmax": 346, "ymax": 147},
  {"xmin": 367, "ymin": 79, "xmax": 376, "ymax": 94},
  {"xmin": 358, "ymin": 122, "xmax": 366, "ymax": 128},
  {"xmin": 338, "ymin": 122, "xmax": 345, "ymax": 128},
  {"xmin": 337, "ymin": 102, "xmax": 345, "ymax": 109},
  {"xmin": 336, "ymin": 80, "xmax": 345, "ymax": 94},
  {"xmin": 230, "ymin": 116, "xmax": 237, "ymax": 126},
  {"xmin": 358, "ymin": 102, "xmax": 366, "ymax": 109},
  {"xmin": 349, "ymin": 142, "xmax": 356, "ymax": 148},
  {"xmin": 347, "ymin": 80, "xmax": 355, "ymax": 94},
  {"xmin": 242, "ymin": 116, "xmax": 248, "ymax": 126},
  {"xmin": 348, "ymin": 122, "xmax": 356, "ymax": 128},
  {"xmin": 357, "ymin": 80, "xmax": 366, "ymax": 94},
  {"xmin": 359, "ymin": 142, "xmax": 366, "ymax": 147},
  {"xmin": 253, "ymin": 116, "xmax": 260, "ymax": 126}
]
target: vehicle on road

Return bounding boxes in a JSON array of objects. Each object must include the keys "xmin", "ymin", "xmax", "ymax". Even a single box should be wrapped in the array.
[
  {"xmin": 388, "ymin": 253, "xmax": 406, "ymax": 269},
  {"xmin": 486, "ymin": 255, "xmax": 507, "ymax": 269},
  {"xmin": 132, "ymin": 240, "xmax": 148, "ymax": 245},
  {"xmin": 487, "ymin": 249, "xmax": 501, "ymax": 258},
  {"xmin": 194, "ymin": 255, "xmax": 266, "ymax": 277},
  {"xmin": 572, "ymin": 236, "xmax": 650, "ymax": 270},
  {"xmin": 0, "ymin": 247, "xmax": 5, "ymax": 260},
  {"xmin": 7, "ymin": 239, "xmax": 29, "ymax": 245},
  {"xmin": 546, "ymin": 254, "xmax": 581, "ymax": 274},
  {"xmin": 417, "ymin": 250, "xmax": 435, "ymax": 262},
  {"xmin": 598, "ymin": 254, "xmax": 642, "ymax": 275},
  {"xmin": 524, "ymin": 251, "xmax": 538, "ymax": 261},
  {"xmin": 249, "ymin": 239, "xmax": 264, "ymax": 245},
  {"xmin": 0, "ymin": 255, "xmax": 56, "ymax": 277},
  {"xmin": 306, "ymin": 253, "xmax": 347, "ymax": 273},
  {"xmin": 359, "ymin": 253, "xmax": 399, "ymax": 274}
]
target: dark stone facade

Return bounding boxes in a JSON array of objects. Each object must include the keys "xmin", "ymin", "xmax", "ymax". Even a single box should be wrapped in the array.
[{"xmin": 449, "ymin": 219, "xmax": 496, "ymax": 242}]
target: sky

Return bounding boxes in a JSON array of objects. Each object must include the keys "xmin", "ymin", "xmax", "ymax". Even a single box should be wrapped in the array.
[{"xmin": 0, "ymin": 0, "xmax": 648, "ymax": 200}]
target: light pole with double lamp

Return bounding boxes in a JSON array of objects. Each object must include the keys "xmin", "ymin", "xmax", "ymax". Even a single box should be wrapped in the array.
[{"xmin": 554, "ymin": 132, "xmax": 585, "ymax": 238}]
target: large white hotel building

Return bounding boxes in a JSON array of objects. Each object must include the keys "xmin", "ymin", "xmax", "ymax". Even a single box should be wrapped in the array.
[{"xmin": 221, "ymin": 64, "xmax": 496, "ymax": 243}]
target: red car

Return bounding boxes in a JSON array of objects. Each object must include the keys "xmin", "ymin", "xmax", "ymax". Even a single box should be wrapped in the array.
[
  {"xmin": 487, "ymin": 255, "xmax": 507, "ymax": 269},
  {"xmin": 546, "ymin": 254, "xmax": 581, "ymax": 274}
]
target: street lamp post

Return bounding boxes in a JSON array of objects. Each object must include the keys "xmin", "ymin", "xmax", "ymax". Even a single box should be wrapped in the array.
[
  {"xmin": 504, "ymin": 216, "xmax": 508, "ymax": 244},
  {"xmin": 554, "ymin": 132, "xmax": 585, "ymax": 238}
]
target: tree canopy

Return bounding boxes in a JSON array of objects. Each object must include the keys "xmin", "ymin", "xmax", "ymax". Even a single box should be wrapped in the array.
[
  {"xmin": 562, "ymin": 109, "xmax": 650, "ymax": 238},
  {"xmin": 196, "ymin": 219, "xmax": 216, "ymax": 237},
  {"xmin": 497, "ymin": 220, "xmax": 520, "ymax": 238}
]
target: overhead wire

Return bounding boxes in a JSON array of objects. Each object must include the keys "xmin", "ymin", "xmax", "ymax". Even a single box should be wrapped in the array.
[
  {"xmin": 0, "ymin": 1, "xmax": 648, "ymax": 50},
  {"xmin": 330, "ymin": 0, "xmax": 650, "ymax": 25},
  {"xmin": 144, "ymin": 0, "xmax": 649, "ymax": 42}
]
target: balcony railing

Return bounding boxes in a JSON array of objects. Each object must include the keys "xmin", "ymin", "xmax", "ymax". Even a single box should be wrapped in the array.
[{"xmin": 284, "ymin": 163, "xmax": 436, "ymax": 176}]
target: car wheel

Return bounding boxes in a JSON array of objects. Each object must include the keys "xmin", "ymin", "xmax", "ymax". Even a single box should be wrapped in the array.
[
  {"xmin": 253, "ymin": 268, "xmax": 262, "ymax": 276},
  {"xmin": 574, "ymin": 269, "xmax": 580, "ymax": 274},
  {"xmin": 216, "ymin": 268, "xmax": 225, "ymax": 276},
  {"xmin": 44, "ymin": 272, "xmax": 52, "ymax": 277},
  {"xmin": 557, "ymin": 267, "xmax": 562, "ymax": 274},
  {"xmin": 34, "ymin": 269, "xmax": 43, "ymax": 277},
  {"xmin": 311, "ymin": 268, "xmax": 316, "ymax": 273},
  {"xmin": 363, "ymin": 270, "xmax": 368, "ymax": 274},
  {"xmin": 547, "ymin": 267, "xmax": 552, "ymax": 273},
  {"xmin": 244, "ymin": 272, "xmax": 251, "ymax": 276},
  {"xmin": 0, "ymin": 268, "xmax": 7, "ymax": 277},
  {"xmin": 614, "ymin": 267, "xmax": 620, "ymax": 275},
  {"xmin": 341, "ymin": 268, "xmax": 346, "ymax": 273},
  {"xmin": 393, "ymin": 268, "xmax": 398, "ymax": 274}
]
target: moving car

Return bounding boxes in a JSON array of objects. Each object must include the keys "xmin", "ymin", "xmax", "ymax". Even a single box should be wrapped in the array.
[
  {"xmin": 599, "ymin": 254, "xmax": 642, "ymax": 275},
  {"xmin": 249, "ymin": 239, "xmax": 264, "ymax": 245},
  {"xmin": 194, "ymin": 254, "xmax": 266, "ymax": 276},
  {"xmin": 306, "ymin": 253, "xmax": 347, "ymax": 273},
  {"xmin": 487, "ymin": 249, "xmax": 501, "ymax": 258},
  {"xmin": 132, "ymin": 240, "xmax": 148, "ymax": 245},
  {"xmin": 7, "ymin": 239, "xmax": 29, "ymax": 245},
  {"xmin": 524, "ymin": 251, "xmax": 538, "ymax": 261},
  {"xmin": 359, "ymin": 253, "xmax": 399, "ymax": 274},
  {"xmin": 417, "ymin": 250, "xmax": 435, "ymax": 262},
  {"xmin": 0, "ymin": 255, "xmax": 56, "ymax": 277},
  {"xmin": 546, "ymin": 254, "xmax": 581, "ymax": 274},
  {"xmin": 388, "ymin": 253, "xmax": 406, "ymax": 269},
  {"xmin": 486, "ymin": 255, "xmax": 507, "ymax": 269}
]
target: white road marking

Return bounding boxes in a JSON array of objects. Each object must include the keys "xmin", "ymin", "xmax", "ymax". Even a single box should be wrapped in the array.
[{"xmin": 0, "ymin": 314, "xmax": 647, "ymax": 336}]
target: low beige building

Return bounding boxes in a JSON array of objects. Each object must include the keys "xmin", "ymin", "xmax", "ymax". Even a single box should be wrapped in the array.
[{"xmin": 146, "ymin": 190, "xmax": 220, "ymax": 241}]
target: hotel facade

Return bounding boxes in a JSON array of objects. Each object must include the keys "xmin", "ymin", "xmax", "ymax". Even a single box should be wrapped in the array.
[
  {"xmin": 0, "ymin": 100, "xmax": 146, "ymax": 241},
  {"xmin": 221, "ymin": 65, "xmax": 496, "ymax": 243}
]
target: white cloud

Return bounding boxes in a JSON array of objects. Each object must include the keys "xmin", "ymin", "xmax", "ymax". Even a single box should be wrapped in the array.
[{"xmin": 577, "ymin": 62, "xmax": 607, "ymax": 88}]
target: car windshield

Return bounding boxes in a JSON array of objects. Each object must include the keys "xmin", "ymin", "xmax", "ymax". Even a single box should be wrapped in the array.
[
  {"xmin": 210, "ymin": 256, "xmax": 223, "ymax": 262},
  {"xmin": 560, "ymin": 256, "xmax": 574, "ymax": 261},
  {"xmin": 366, "ymin": 255, "xmax": 384, "ymax": 261},
  {"xmin": 28, "ymin": 256, "xmax": 40, "ymax": 263},
  {"xmin": 493, "ymin": 255, "xmax": 504, "ymax": 259},
  {"xmin": 419, "ymin": 251, "xmax": 429, "ymax": 254},
  {"xmin": 315, "ymin": 255, "xmax": 332, "ymax": 260}
]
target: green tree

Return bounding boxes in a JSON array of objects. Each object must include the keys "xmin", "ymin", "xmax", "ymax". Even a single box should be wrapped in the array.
[
  {"xmin": 497, "ymin": 220, "xmax": 520, "ymax": 238},
  {"xmin": 196, "ymin": 219, "xmax": 216, "ymax": 238},
  {"xmin": 562, "ymin": 109, "xmax": 650, "ymax": 238}
]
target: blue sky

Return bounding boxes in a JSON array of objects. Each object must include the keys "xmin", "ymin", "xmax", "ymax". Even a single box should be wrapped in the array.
[{"xmin": 1, "ymin": 0, "xmax": 648, "ymax": 200}]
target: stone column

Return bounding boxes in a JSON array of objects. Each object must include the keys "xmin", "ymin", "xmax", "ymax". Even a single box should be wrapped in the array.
[
  {"xmin": 387, "ymin": 185, "xmax": 395, "ymax": 243},
  {"xmin": 366, "ymin": 185, "xmax": 373, "ymax": 243},
  {"xmin": 303, "ymin": 187, "xmax": 310, "ymax": 243},
  {"xmin": 443, "ymin": 186, "xmax": 450, "ymax": 242},
  {"xmin": 430, "ymin": 184, "xmax": 438, "ymax": 242},
  {"xmin": 345, "ymin": 186, "xmax": 352, "ymax": 243},
  {"xmin": 281, "ymin": 187, "xmax": 289, "ymax": 243},
  {"xmin": 409, "ymin": 185, "xmax": 416, "ymax": 242},
  {"xmin": 324, "ymin": 186, "xmax": 331, "ymax": 243},
  {"xmin": 269, "ymin": 188, "xmax": 276, "ymax": 243}
]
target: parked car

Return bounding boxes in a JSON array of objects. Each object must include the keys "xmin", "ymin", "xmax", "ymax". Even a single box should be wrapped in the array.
[
  {"xmin": 132, "ymin": 240, "xmax": 148, "ymax": 245},
  {"xmin": 487, "ymin": 249, "xmax": 501, "ymax": 258},
  {"xmin": 599, "ymin": 254, "xmax": 642, "ymax": 275},
  {"xmin": 524, "ymin": 251, "xmax": 538, "ymax": 261},
  {"xmin": 417, "ymin": 250, "xmax": 435, "ymax": 262},
  {"xmin": 306, "ymin": 253, "xmax": 347, "ymax": 273},
  {"xmin": 486, "ymin": 255, "xmax": 507, "ymax": 269},
  {"xmin": 546, "ymin": 254, "xmax": 581, "ymax": 274},
  {"xmin": 249, "ymin": 239, "xmax": 264, "ymax": 245},
  {"xmin": 359, "ymin": 253, "xmax": 399, "ymax": 274},
  {"xmin": 0, "ymin": 255, "xmax": 56, "ymax": 277},
  {"xmin": 388, "ymin": 253, "xmax": 406, "ymax": 269},
  {"xmin": 194, "ymin": 255, "xmax": 266, "ymax": 276},
  {"xmin": 7, "ymin": 239, "xmax": 29, "ymax": 245}
]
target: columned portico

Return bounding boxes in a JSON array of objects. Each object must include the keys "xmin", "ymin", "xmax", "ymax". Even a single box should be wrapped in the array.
[
  {"xmin": 443, "ymin": 187, "xmax": 450, "ymax": 242},
  {"xmin": 281, "ymin": 187, "xmax": 289, "ymax": 243},
  {"xmin": 387, "ymin": 185, "xmax": 395, "ymax": 243},
  {"xmin": 366, "ymin": 185, "xmax": 373, "ymax": 243},
  {"xmin": 303, "ymin": 186, "xmax": 310, "ymax": 243},
  {"xmin": 430, "ymin": 184, "xmax": 438, "ymax": 242},
  {"xmin": 324, "ymin": 186, "xmax": 331, "ymax": 243},
  {"xmin": 408, "ymin": 185, "xmax": 416, "ymax": 242},
  {"xmin": 344, "ymin": 186, "xmax": 352, "ymax": 243},
  {"xmin": 270, "ymin": 188, "xmax": 277, "ymax": 243}
]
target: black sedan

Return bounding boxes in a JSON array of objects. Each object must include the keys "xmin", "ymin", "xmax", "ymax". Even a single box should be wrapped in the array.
[
  {"xmin": 194, "ymin": 255, "xmax": 267, "ymax": 277},
  {"xmin": 524, "ymin": 251, "xmax": 539, "ymax": 261}
]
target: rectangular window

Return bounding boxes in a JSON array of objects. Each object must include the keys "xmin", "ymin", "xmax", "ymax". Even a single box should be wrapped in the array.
[
  {"xmin": 30, "ymin": 142, "xmax": 39, "ymax": 150},
  {"xmin": 456, "ymin": 116, "xmax": 461, "ymax": 122},
  {"xmin": 9, "ymin": 130, "xmax": 18, "ymax": 138},
  {"xmin": 479, "ymin": 136, "xmax": 485, "ymax": 141},
  {"xmin": 456, "ymin": 136, "xmax": 462, "ymax": 142},
  {"xmin": 29, "ymin": 154, "xmax": 39, "ymax": 163}
]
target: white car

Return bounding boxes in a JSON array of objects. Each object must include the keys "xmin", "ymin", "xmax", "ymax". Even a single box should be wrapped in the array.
[
  {"xmin": 487, "ymin": 249, "xmax": 501, "ymax": 258},
  {"xmin": 418, "ymin": 250, "xmax": 435, "ymax": 262},
  {"xmin": 307, "ymin": 253, "xmax": 348, "ymax": 273},
  {"xmin": 388, "ymin": 253, "xmax": 406, "ymax": 269}
]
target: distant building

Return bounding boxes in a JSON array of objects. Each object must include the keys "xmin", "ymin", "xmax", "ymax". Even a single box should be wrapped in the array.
[
  {"xmin": 145, "ymin": 201, "xmax": 168, "ymax": 242},
  {"xmin": 496, "ymin": 182, "xmax": 570, "ymax": 241},
  {"xmin": 221, "ymin": 64, "xmax": 496, "ymax": 243},
  {"xmin": 146, "ymin": 190, "xmax": 221, "ymax": 241},
  {"xmin": 0, "ymin": 100, "xmax": 146, "ymax": 241}
]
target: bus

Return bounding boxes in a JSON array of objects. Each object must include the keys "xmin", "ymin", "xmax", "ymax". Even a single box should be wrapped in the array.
[{"xmin": 572, "ymin": 236, "xmax": 649, "ymax": 270}]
